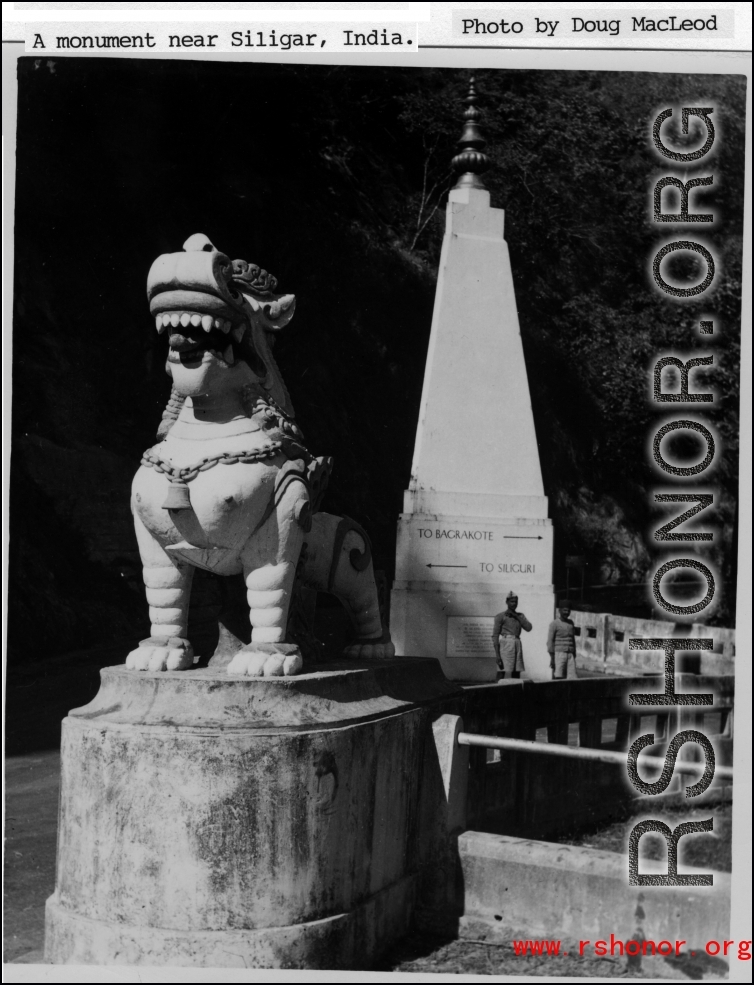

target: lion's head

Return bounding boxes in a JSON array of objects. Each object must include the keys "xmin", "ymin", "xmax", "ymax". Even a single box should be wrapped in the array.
[{"xmin": 148, "ymin": 233, "xmax": 297, "ymax": 434}]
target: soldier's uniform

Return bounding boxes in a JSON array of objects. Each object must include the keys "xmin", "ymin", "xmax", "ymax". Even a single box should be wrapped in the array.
[
  {"xmin": 491, "ymin": 605, "xmax": 532, "ymax": 675},
  {"xmin": 547, "ymin": 614, "xmax": 577, "ymax": 679}
]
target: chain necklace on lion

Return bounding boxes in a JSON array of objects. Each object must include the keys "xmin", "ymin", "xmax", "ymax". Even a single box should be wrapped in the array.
[{"xmin": 141, "ymin": 442, "xmax": 283, "ymax": 510}]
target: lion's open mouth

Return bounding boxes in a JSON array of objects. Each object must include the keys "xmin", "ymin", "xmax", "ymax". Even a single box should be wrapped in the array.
[{"xmin": 158, "ymin": 309, "xmax": 245, "ymax": 367}]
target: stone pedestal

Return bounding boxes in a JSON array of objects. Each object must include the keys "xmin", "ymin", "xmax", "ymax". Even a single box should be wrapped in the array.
[
  {"xmin": 391, "ymin": 187, "xmax": 555, "ymax": 681},
  {"xmin": 44, "ymin": 660, "xmax": 461, "ymax": 968}
]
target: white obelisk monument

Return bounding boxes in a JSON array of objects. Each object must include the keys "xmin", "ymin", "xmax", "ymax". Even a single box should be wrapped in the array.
[{"xmin": 391, "ymin": 79, "xmax": 555, "ymax": 682}]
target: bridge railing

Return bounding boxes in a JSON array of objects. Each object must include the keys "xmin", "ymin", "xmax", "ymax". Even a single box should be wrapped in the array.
[
  {"xmin": 457, "ymin": 675, "xmax": 734, "ymax": 841},
  {"xmin": 569, "ymin": 611, "xmax": 735, "ymax": 675}
]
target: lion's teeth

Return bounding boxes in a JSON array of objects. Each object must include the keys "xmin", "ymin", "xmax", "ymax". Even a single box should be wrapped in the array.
[
  {"xmin": 156, "ymin": 310, "xmax": 238, "ymax": 337},
  {"xmin": 223, "ymin": 345, "xmax": 234, "ymax": 364}
]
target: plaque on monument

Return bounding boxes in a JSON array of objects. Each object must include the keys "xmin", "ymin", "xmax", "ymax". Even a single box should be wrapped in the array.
[{"xmin": 446, "ymin": 616, "xmax": 495, "ymax": 659}]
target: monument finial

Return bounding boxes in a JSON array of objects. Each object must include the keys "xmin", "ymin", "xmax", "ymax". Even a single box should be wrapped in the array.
[{"xmin": 451, "ymin": 75, "xmax": 491, "ymax": 190}]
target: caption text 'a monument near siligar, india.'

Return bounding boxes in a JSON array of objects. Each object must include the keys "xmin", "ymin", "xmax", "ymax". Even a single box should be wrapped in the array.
[{"xmin": 43, "ymin": 79, "xmax": 735, "ymax": 970}]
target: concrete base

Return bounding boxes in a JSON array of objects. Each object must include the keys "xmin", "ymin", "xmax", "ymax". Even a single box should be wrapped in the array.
[
  {"xmin": 44, "ymin": 659, "xmax": 462, "ymax": 968},
  {"xmin": 46, "ymin": 875, "xmax": 414, "ymax": 969}
]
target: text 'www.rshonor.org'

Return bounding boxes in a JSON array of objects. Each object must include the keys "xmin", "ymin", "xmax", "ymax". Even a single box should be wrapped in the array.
[
  {"xmin": 626, "ymin": 106, "xmax": 726, "ymax": 886},
  {"xmin": 511, "ymin": 938, "xmax": 751, "ymax": 960}
]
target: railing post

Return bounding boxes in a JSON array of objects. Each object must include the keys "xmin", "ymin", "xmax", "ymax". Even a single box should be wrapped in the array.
[
  {"xmin": 432, "ymin": 714, "xmax": 469, "ymax": 834},
  {"xmin": 598, "ymin": 612, "xmax": 610, "ymax": 664},
  {"xmin": 579, "ymin": 717, "xmax": 602, "ymax": 748},
  {"xmin": 414, "ymin": 714, "xmax": 469, "ymax": 936}
]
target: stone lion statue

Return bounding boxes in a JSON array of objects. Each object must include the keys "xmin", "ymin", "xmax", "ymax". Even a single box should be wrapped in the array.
[{"xmin": 126, "ymin": 233, "xmax": 394, "ymax": 676}]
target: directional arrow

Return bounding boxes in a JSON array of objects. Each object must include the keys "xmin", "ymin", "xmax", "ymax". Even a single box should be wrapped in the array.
[
  {"xmin": 503, "ymin": 535, "xmax": 543, "ymax": 540},
  {"xmin": 426, "ymin": 563, "xmax": 468, "ymax": 569}
]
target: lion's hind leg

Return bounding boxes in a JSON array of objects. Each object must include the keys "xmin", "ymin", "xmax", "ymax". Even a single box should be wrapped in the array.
[{"xmin": 302, "ymin": 513, "xmax": 395, "ymax": 659}]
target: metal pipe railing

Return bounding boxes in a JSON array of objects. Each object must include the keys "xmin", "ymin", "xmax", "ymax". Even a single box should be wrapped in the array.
[{"xmin": 457, "ymin": 732, "xmax": 734, "ymax": 780}]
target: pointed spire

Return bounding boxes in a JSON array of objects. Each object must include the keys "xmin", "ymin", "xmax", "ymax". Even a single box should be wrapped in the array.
[{"xmin": 451, "ymin": 76, "xmax": 491, "ymax": 190}]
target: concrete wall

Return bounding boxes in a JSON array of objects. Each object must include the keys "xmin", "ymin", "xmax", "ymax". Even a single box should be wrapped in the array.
[
  {"xmin": 570, "ymin": 611, "xmax": 735, "ymax": 676},
  {"xmin": 459, "ymin": 831, "xmax": 731, "ymax": 954}
]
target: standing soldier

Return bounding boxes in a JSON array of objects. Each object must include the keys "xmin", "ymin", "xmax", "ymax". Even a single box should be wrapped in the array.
[
  {"xmin": 491, "ymin": 591, "xmax": 532, "ymax": 679},
  {"xmin": 547, "ymin": 603, "xmax": 577, "ymax": 679}
]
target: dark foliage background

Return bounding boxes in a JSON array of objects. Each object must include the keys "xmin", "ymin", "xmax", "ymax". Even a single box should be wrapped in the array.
[{"xmin": 8, "ymin": 58, "xmax": 745, "ymax": 663}]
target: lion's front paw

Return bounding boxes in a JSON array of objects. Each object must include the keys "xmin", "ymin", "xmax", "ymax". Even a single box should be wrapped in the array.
[
  {"xmin": 125, "ymin": 637, "xmax": 194, "ymax": 672},
  {"xmin": 343, "ymin": 632, "xmax": 395, "ymax": 660},
  {"xmin": 227, "ymin": 642, "xmax": 303, "ymax": 677}
]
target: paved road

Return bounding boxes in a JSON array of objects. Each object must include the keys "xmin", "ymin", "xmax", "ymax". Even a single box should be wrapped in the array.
[
  {"xmin": 4, "ymin": 752, "xmax": 60, "ymax": 963},
  {"xmin": 4, "ymin": 644, "xmax": 122, "ymax": 963}
]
